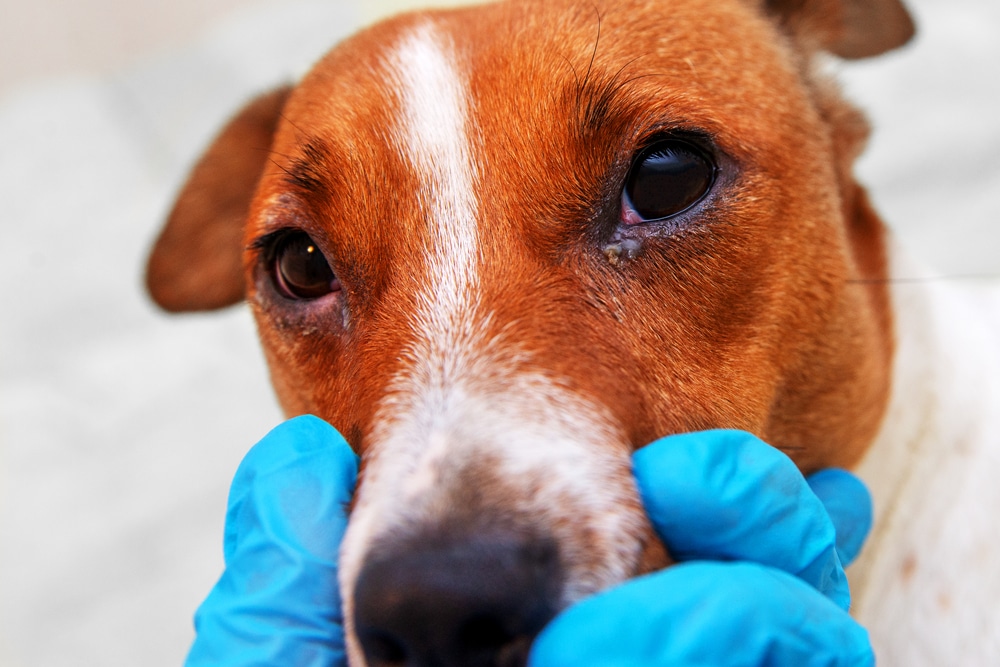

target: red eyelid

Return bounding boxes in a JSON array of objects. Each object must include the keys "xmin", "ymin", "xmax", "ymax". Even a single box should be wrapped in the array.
[{"xmin": 620, "ymin": 201, "xmax": 646, "ymax": 226}]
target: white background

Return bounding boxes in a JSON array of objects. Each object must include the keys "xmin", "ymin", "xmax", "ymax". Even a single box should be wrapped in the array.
[{"xmin": 1, "ymin": 1, "xmax": 997, "ymax": 665}]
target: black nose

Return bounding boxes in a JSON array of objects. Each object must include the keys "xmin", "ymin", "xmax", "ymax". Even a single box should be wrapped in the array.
[{"xmin": 353, "ymin": 532, "xmax": 560, "ymax": 667}]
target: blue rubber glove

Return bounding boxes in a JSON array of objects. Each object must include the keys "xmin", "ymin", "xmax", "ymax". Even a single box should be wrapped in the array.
[
  {"xmin": 185, "ymin": 415, "xmax": 358, "ymax": 666},
  {"xmin": 528, "ymin": 429, "xmax": 874, "ymax": 667},
  {"xmin": 186, "ymin": 423, "xmax": 872, "ymax": 666}
]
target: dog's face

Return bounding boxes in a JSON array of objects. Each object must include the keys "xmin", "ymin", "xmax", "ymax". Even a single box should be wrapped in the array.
[{"xmin": 148, "ymin": 0, "xmax": 912, "ymax": 664}]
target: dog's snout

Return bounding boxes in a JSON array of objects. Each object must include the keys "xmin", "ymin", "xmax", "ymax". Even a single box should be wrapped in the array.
[{"xmin": 353, "ymin": 533, "xmax": 560, "ymax": 667}]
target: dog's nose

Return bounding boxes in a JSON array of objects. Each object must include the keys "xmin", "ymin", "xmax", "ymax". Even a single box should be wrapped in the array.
[{"xmin": 353, "ymin": 533, "xmax": 560, "ymax": 667}]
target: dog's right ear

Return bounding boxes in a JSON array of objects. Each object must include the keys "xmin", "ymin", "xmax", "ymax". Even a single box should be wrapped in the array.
[
  {"xmin": 765, "ymin": 0, "xmax": 915, "ymax": 59},
  {"xmin": 146, "ymin": 85, "xmax": 292, "ymax": 312}
]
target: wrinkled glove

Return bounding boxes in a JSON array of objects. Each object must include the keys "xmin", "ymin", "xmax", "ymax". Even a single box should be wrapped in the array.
[
  {"xmin": 528, "ymin": 429, "xmax": 873, "ymax": 667},
  {"xmin": 185, "ymin": 415, "xmax": 358, "ymax": 666}
]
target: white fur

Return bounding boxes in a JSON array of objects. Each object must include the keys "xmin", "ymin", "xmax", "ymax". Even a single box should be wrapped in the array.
[
  {"xmin": 851, "ymin": 242, "xmax": 1000, "ymax": 665},
  {"xmin": 338, "ymin": 24, "xmax": 646, "ymax": 666},
  {"xmin": 392, "ymin": 22, "xmax": 480, "ymax": 343}
]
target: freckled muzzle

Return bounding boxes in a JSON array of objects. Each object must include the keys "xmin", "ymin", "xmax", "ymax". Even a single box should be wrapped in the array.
[
  {"xmin": 337, "ymin": 368, "xmax": 655, "ymax": 667},
  {"xmin": 342, "ymin": 462, "xmax": 650, "ymax": 667}
]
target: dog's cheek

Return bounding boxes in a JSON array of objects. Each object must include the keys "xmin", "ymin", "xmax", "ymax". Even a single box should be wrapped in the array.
[{"xmin": 636, "ymin": 527, "xmax": 672, "ymax": 574}]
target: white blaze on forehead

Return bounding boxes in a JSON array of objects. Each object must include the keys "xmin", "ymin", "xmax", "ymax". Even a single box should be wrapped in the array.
[
  {"xmin": 376, "ymin": 22, "xmax": 490, "ymax": 500},
  {"xmin": 391, "ymin": 23, "xmax": 479, "ymax": 341},
  {"xmin": 339, "ymin": 23, "xmax": 644, "ymax": 667}
]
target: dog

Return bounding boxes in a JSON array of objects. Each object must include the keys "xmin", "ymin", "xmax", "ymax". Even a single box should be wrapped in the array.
[{"xmin": 145, "ymin": 0, "xmax": 1000, "ymax": 664}]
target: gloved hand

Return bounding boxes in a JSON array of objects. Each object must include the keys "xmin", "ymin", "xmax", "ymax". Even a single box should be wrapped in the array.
[
  {"xmin": 185, "ymin": 415, "xmax": 358, "ymax": 666},
  {"xmin": 186, "ymin": 421, "xmax": 873, "ymax": 667},
  {"xmin": 528, "ymin": 429, "xmax": 874, "ymax": 667}
]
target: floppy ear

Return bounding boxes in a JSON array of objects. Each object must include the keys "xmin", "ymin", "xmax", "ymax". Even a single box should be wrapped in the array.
[
  {"xmin": 765, "ymin": 0, "xmax": 915, "ymax": 59},
  {"xmin": 146, "ymin": 85, "xmax": 292, "ymax": 312}
]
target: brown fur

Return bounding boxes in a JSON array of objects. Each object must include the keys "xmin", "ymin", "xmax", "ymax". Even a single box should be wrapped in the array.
[{"xmin": 146, "ymin": 0, "xmax": 911, "ymax": 601}]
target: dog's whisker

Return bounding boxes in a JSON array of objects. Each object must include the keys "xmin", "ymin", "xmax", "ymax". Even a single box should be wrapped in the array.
[
  {"xmin": 848, "ymin": 273, "xmax": 1000, "ymax": 285},
  {"xmin": 582, "ymin": 7, "xmax": 602, "ymax": 93}
]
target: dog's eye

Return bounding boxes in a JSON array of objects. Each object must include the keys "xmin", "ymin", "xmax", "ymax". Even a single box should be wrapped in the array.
[
  {"xmin": 622, "ymin": 139, "xmax": 716, "ymax": 223},
  {"xmin": 269, "ymin": 231, "xmax": 340, "ymax": 299}
]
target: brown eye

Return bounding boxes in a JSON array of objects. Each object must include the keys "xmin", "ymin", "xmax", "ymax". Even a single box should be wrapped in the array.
[
  {"xmin": 623, "ymin": 139, "xmax": 716, "ymax": 223},
  {"xmin": 270, "ymin": 231, "xmax": 340, "ymax": 299}
]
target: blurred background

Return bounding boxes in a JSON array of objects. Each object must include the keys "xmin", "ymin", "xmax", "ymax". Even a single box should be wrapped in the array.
[{"xmin": 0, "ymin": 0, "xmax": 997, "ymax": 665}]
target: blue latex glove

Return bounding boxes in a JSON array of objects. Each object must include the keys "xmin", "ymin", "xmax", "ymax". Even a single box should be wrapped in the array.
[
  {"xmin": 185, "ymin": 415, "xmax": 358, "ymax": 666},
  {"xmin": 186, "ymin": 423, "xmax": 872, "ymax": 666},
  {"xmin": 528, "ymin": 429, "xmax": 874, "ymax": 667}
]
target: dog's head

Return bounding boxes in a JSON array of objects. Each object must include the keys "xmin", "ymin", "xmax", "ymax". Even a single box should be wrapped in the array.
[{"xmin": 148, "ymin": 0, "xmax": 911, "ymax": 664}]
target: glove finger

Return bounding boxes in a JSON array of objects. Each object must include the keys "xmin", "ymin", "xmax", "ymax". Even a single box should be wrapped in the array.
[
  {"xmin": 633, "ymin": 430, "xmax": 849, "ymax": 608},
  {"xmin": 529, "ymin": 561, "xmax": 874, "ymax": 667},
  {"xmin": 186, "ymin": 415, "xmax": 359, "ymax": 667},
  {"xmin": 806, "ymin": 468, "xmax": 872, "ymax": 567}
]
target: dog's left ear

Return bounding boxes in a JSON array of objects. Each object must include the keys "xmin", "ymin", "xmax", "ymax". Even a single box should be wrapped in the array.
[{"xmin": 765, "ymin": 0, "xmax": 915, "ymax": 58}]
